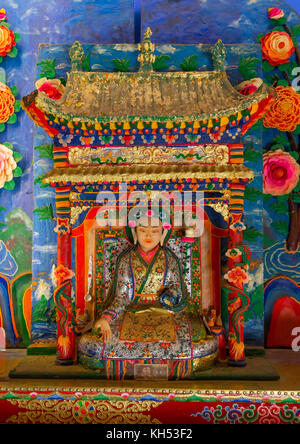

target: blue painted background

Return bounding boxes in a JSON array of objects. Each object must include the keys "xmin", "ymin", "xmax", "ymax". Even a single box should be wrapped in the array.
[
  {"xmin": 0, "ymin": 0, "xmax": 135, "ymax": 227},
  {"xmin": 0, "ymin": 0, "xmax": 299, "ymax": 348},
  {"xmin": 141, "ymin": 0, "xmax": 299, "ymax": 43},
  {"xmin": 0, "ymin": 0, "xmax": 135, "ymax": 346}
]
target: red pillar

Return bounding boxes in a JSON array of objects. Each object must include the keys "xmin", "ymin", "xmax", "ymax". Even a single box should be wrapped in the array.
[
  {"xmin": 53, "ymin": 187, "xmax": 75, "ymax": 365},
  {"xmin": 226, "ymin": 212, "xmax": 250, "ymax": 367}
]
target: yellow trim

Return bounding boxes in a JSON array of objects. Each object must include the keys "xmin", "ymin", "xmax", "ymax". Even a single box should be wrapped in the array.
[{"xmin": 42, "ymin": 163, "xmax": 254, "ymax": 184}]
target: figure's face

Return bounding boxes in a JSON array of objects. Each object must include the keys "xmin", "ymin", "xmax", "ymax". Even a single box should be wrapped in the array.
[{"xmin": 136, "ymin": 218, "xmax": 163, "ymax": 252}]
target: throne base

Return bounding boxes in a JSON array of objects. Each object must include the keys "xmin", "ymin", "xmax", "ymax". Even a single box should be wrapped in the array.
[
  {"xmin": 78, "ymin": 352, "xmax": 219, "ymax": 380},
  {"xmin": 55, "ymin": 357, "xmax": 74, "ymax": 366},
  {"xmin": 77, "ymin": 331, "xmax": 219, "ymax": 379}
]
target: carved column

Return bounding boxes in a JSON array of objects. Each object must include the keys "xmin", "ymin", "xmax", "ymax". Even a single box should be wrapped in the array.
[
  {"xmin": 225, "ymin": 210, "xmax": 250, "ymax": 367},
  {"xmin": 53, "ymin": 186, "xmax": 75, "ymax": 365}
]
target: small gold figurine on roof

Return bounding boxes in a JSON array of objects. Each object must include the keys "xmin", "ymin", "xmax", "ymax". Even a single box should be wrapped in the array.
[
  {"xmin": 69, "ymin": 41, "xmax": 85, "ymax": 71},
  {"xmin": 138, "ymin": 27, "xmax": 156, "ymax": 72}
]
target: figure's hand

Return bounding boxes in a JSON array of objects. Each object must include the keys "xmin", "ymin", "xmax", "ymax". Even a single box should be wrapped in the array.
[
  {"xmin": 94, "ymin": 317, "xmax": 112, "ymax": 343},
  {"xmin": 75, "ymin": 309, "xmax": 92, "ymax": 332},
  {"xmin": 159, "ymin": 287, "xmax": 178, "ymax": 309}
]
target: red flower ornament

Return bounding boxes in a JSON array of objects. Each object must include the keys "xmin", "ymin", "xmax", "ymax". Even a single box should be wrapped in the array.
[
  {"xmin": 236, "ymin": 78, "xmax": 263, "ymax": 96},
  {"xmin": 224, "ymin": 266, "xmax": 249, "ymax": 290},
  {"xmin": 35, "ymin": 77, "xmax": 65, "ymax": 100}
]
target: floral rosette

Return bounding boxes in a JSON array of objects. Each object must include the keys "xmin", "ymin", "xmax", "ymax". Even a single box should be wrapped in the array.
[
  {"xmin": 35, "ymin": 77, "xmax": 65, "ymax": 100},
  {"xmin": 0, "ymin": 9, "xmax": 20, "ymax": 62},
  {"xmin": 268, "ymin": 7, "xmax": 287, "ymax": 24},
  {"xmin": 0, "ymin": 142, "xmax": 23, "ymax": 190},
  {"xmin": 263, "ymin": 86, "xmax": 300, "ymax": 132},
  {"xmin": 0, "ymin": 81, "xmax": 21, "ymax": 131},
  {"xmin": 224, "ymin": 266, "xmax": 249, "ymax": 290},
  {"xmin": 261, "ymin": 31, "xmax": 294, "ymax": 66},
  {"xmin": 235, "ymin": 78, "xmax": 263, "ymax": 96},
  {"xmin": 263, "ymin": 149, "xmax": 300, "ymax": 196}
]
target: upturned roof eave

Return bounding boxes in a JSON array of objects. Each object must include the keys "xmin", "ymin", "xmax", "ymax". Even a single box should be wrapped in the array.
[{"xmin": 32, "ymin": 69, "xmax": 272, "ymax": 124}]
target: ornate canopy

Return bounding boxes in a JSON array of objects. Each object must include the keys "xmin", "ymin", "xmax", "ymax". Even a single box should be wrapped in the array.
[{"xmin": 22, "ymin": 30, "xmax": 274, "ymax": 146}]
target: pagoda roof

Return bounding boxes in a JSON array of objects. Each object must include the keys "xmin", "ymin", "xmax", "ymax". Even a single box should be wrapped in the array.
[
  {"xmin": 34, "ymin": 69, "xmax": 271, "ymax": 124},
  {"xmin": 22, "ymin": 35, "xmax": 274, "ymax": 133}
]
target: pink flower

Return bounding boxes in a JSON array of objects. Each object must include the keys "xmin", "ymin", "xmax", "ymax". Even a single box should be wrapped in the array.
[
  {"xmin": 263, "ymin": 149, "xmax": 300, "ymax": 195},
  {"xmin": 163, "ymin": 223, "xmax": 171, "ymax": 230},
  {"xmin": 128, "ymin": 220, "xmax": 136, "ymax": 228},
  {"xmin": 35, "ymin": 77, "xmax": 65, "ymax": 100},
  {"xmin": 268, "ymin": 8, "xmax": 285, "ymax": 20},
  {"xmin": 0, "ymin": 144, "xmax": 17, "ymax": 188},
  {"xmin": 236, "ymin": 78, "xmax": 263, "ymax": 96},
  {"xmin": 0, "ymin": 8, "xmax": 7, "ymax": 21}
]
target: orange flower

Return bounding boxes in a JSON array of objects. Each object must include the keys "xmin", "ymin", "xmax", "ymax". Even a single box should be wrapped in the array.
[
  {"xmin": 261, "ymin": 31, "xmax": 294, "ymax": 66},
  {"xmin": 0, "ymin": 82, "xmax": 15, "ymax": 123},
  {"xmin": 263, "ymin": 86, "xmax": 300, "ymax": 132},
  {"xmin": 0, "ymin": 25, "xmax": 15, "ymax": 57}
]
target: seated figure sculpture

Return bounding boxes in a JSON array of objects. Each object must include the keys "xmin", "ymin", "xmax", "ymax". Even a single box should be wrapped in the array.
[{"xmin": 77, "ymin": 207, "xmax": 220, "ymax": 378}]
